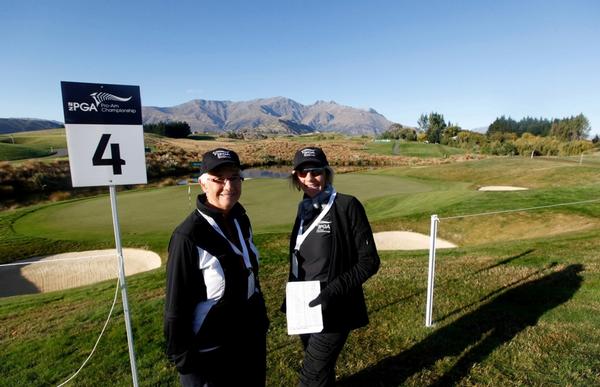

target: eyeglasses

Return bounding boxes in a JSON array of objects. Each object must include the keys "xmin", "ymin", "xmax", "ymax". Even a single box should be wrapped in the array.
[
  {"xmin": 207, "ymin": 176, "xmax": 244, "ymax": 185},
  {"xmin": 297, "ymin": 167, "xmax": 325, "ymax": 178}
]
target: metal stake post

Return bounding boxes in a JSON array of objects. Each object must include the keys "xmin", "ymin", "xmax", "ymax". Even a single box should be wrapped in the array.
[
  {"xmin": 425, "ymin": 214, "xmax": 439, "ymax": 327},
  {"xmin": 109, "ymin": 185, "xmax": 139, "ymax": 387}
]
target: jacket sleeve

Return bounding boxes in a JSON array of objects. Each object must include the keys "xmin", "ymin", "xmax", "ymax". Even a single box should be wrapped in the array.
[
  {"xmin": 322, "ymin": 196, "xmax": 380, "ymax": 299},
  {"xmin": 164, "ymin": 231, "xmax": 202, "ymax": 374}
]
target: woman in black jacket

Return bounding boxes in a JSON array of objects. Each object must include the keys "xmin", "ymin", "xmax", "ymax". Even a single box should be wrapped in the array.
[
  {"xmin": 286, "ymin": 147, "xmax": 380, "ymax": 387},
  {"xmin": 165, "ymin": 148, "xmax": 268, "ymax": 387}
]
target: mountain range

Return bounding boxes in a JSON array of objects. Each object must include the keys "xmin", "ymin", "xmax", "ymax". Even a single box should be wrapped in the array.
[
  {"xmin": 0, "ymin": 97, "xmax": 395, "ymax": 136},
  {"xmin": 141, "ymin": 97, "xmax": 394, "ymax": 135}
]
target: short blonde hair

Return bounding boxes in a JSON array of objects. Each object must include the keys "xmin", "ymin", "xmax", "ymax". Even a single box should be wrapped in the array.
[{"xmin": 198, "ymin": 173, "xmax": 210, "ymax": 186}]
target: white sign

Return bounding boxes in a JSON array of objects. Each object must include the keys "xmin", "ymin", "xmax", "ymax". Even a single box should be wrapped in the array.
[
  {"xmin": 66, "ymin": 124, "xmax": 147, "ymax": 187},
  {"xmin": 61, "ymin": 81, "xmax": 147, "ymax": 187}
]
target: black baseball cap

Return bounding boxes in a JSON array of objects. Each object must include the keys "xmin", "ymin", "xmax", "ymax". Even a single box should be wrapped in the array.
[
  {"xmin": 293, "ymin": 147, "xmax": 329, "ymax": 169},
  {"xmin": 201, "ymin": 148, "xmax": 241, "ymax": 174}
]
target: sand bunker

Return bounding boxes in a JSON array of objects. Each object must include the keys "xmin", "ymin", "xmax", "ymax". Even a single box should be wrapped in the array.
[
  {"xmin": 0, "ymin": 248, "xmax": 161, "ymax": 297},
  {"xmin": 373, "ymin": 231, "xmax": 457, "ymax": 251},
  {"xmin": 478, "ymin": 186, "xmax": 528, "ymax": 191}
]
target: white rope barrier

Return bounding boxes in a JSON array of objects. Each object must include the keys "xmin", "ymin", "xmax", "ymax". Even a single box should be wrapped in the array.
[
  {"xmin": 56, "ymin": 278, "xmax": 120, "ymax": 387},
  {"xmin": 425, "ymin": 196, "xmax": 600, "ymax": 327},
  {"xmin": 439, "ymin": 198, "xmax": 600, "ymax": 221}
]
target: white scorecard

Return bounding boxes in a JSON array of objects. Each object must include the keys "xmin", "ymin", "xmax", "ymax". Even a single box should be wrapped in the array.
[{"xmin": 286, "ymin": 281, "xmax": 324, "ymax": 335}]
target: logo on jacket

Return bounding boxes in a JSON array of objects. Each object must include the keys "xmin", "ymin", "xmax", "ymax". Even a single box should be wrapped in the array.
[{"xmin": 316, "ymin": 220, "xmax": 331, "ymax": 233}]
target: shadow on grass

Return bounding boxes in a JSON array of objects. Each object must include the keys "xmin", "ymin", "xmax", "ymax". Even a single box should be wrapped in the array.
[
  {"xmin": 338, "ymin": 264, "xmax": 583, "ymax": 387},
  {"xmin": 0, "ymin": 263, "xmax": 39, "ymax": 297},
  {"xmin": 473, "ymin": 249, "xmax": 535, "ymax": 274},
  {"xmin": 370, "ymin": 250, "xmax": 538, "ymax": 317},
  {"xmin": 436, "ymin": 261, "xmax": 556, "ymax": 324}
]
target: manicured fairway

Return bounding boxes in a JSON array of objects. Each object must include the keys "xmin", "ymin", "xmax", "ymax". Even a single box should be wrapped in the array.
[
  {"xmin": 0, "ymin": 129, "xmax": 67, "ymax": 161},
  {"xmin": 0, "ymin": 142, "xmax": 52, "ymax": 160}
]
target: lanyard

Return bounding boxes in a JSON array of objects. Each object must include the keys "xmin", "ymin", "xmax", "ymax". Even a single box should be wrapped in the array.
[
  {"xmin": 197, "ymin": 210, "xmax": 252, "ymax": 269},
  {"xmin": 292, "ymin": 189, "xmax": 337, "ymax": 277}
]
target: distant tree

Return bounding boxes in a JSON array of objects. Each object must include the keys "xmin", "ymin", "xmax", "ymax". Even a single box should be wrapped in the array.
[
  {"xmin": 592, "ymin": 134, "xmax": 599, "ymax": 144},
  {"xmin": 380, "ymin": 123, "xmax": 417, "ymax": 141},
  {"xmin": 417, "ymin": 114, "xmax": 429, "ymax": 133},
  {"xmin": 425, "ymin": 112, "xmax": 446, "ymax": 143},
  {"xmin": 549, "ymin": 114, "xmax": 591, "ymax": 141},
  {"xmin": 487, "ymin": 115, "xmax": 584, "ymax": 138},
  {"xmin": 143, "ymin": 121, "xmax": 191, "ymax": 138},
  {"xmin": 519, "ymin": 116, "xmax": 552, "ymax": 136},
  {"xmin": 441, "ymin": 124, "xmax": 461, "ymax": 144},
  {"xmin": 487, "ymin": 116, "xmax": 519, "ymax": 135},
  {"xmin": 226, "ymin": 131, "xmax": 243, "ymax": 139}
]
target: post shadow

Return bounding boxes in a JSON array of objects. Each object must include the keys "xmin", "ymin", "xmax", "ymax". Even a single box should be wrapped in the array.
[
  {"xmin": 338, "ymin": 264, "xmax": 583, "ymax": 387},
  {"xmin": 473, "ymin": 249, "xmax": 535, "ymax": 274}
]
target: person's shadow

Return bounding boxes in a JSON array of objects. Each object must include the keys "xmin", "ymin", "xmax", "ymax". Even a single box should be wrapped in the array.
[{"xmin": 338, "ymin": 264, "xmax": 583, "ymax": 386}]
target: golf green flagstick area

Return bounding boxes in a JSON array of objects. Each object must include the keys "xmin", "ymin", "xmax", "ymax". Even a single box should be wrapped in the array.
[{"xmin": 1, "ymin": 156, "xmax": 600, "ymax": 385}]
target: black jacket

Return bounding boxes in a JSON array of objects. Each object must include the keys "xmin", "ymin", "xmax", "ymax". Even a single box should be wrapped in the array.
[
  {"xmin": 288, "ymin": 192, "xmax": 380, "ymax": 331},
  {"xmin": 164, "ymin": 195, "xmax": 268, "ymax": 374}
]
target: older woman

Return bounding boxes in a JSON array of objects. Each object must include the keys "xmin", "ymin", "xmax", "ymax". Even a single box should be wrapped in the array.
[
  {"xmin": 286, "ymin": 147, "xmax": 380, "ymax": 387},
  {"xmin": 164, "ymin": 148, "xmax": 268, "ymax": 387}
]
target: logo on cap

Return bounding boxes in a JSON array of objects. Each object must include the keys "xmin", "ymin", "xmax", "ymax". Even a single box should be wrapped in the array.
[
  {"xmin": 301, "ymin": 148, "xmax": 317, "ymax": 157},
  {"xmin": 212, "ymin": 150, "xmax": 232, "ymax": 159}
]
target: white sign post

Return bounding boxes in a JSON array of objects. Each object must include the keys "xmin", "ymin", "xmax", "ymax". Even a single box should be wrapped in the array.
[
  {"xmin": 425, "ymin": 214, "xmax": 439, "ymax": 327},
  {"xmin": 61, "ymin": 81, "xmax": 146, "ymax": 386}
]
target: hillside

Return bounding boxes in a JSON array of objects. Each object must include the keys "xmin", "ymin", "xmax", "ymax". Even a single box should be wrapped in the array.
[
  {"xmin": 142, "ymin": 97, "xmax": 394, "ymax": 135},
  {"xmin": 0, "ymin": 118, "xmax": 64, "ymax": 134}
]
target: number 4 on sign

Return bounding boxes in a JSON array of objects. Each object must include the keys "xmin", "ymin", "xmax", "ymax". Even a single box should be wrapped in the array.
[{"xmin": 93, "ymin": 133, "xmax": 126, "ymax": 174}]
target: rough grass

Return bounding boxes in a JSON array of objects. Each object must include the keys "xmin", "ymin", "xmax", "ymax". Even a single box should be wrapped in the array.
[
  {"xmin": 1, "ymin": 156, "xmax": 600, "ymax": 386},
  {"xmin": 365, "ymin": 141, "xmax": 466, "ymax": 158}
]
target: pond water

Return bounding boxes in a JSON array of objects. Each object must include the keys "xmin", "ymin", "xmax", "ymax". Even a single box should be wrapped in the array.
[
  {"xmin": 242, "ymin": 166, "xmax": 291, "ymax": 179},
  {"xmin": 177, "ymin": 166, "xmax": 292, "ymax": 185}
]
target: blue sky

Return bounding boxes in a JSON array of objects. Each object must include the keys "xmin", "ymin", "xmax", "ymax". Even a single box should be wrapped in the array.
[{"xmin": 2, "ymin": 0, "xmax": 599, "ymax": 135}]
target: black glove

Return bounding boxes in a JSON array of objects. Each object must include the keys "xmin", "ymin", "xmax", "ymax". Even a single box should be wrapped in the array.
[{"xmin": 308, "ymin": 289, "xmax": 330, "ymax": 308}]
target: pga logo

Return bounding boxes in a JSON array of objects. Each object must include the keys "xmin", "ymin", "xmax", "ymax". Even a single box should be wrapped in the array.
[
  {"xmin": 68, "ymin": 101, "xmax": 98, "ymax": 112},
  {"xmin": 67, "ymin": 92, "xmax": 132, "ymax": 112}
]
